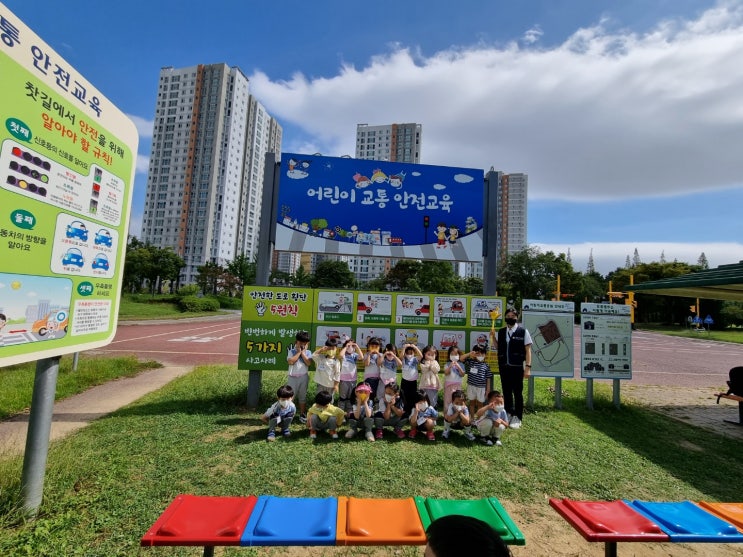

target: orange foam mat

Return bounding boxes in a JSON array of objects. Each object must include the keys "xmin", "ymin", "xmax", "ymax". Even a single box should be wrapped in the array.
[
  {"xmin": 697, "ymin": 502, "xmax": 743, "ymax": 532},
  {"xmin": 336, "ymin": 496, "xmax": 427, "ymax": 546}
]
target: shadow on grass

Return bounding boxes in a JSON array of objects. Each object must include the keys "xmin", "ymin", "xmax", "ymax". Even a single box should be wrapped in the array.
[{"xmin": 549, "ymin": 395, "xmax": 743, "ymax": 501}]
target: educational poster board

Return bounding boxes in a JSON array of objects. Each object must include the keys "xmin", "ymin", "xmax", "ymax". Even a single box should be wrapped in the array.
[
  {"xmin": 580, "ymin": 303, "xmax": 632, "ymax": 379},
  {"xmin": 239, "ymin": 287, "xmax": 315, "ymax": 369},
  {"xmin": 0, "ymin": 3, "xmax": 138, "ymax": 367},
  {"xmin": 275, "ymin": 153, "xmax": 484, "ymax": 262},
  {"xmin": 521, "ymin": 299, "xmax": 575, "ymax": 378},
  {"xmin": 239, "ymin": 288, "xmax": 504, "ymax": 370}
]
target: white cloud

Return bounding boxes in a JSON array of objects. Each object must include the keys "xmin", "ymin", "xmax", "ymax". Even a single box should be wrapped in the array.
[
  {"xmin": 522, "ymin": 25, "xmax": 544, "ymax": 45},
  {"xmin": 250, "ymin": 3, "xmax": 743, "ymax": 201},
  {"xmin": 136, "ymin": 154, "xmax": 149, "ymax": 174},
  {"xmin": 534, "ymin": 241, "xmax": 743, "ymax": 275},
  {"xmin": 127, "ymin": 114, "xmax": 154, "ymax": 139}
]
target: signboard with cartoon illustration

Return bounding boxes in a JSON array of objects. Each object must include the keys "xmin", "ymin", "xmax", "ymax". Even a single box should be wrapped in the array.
[
  {"xmin": 433, "ymin": 295, "xmax": 467, "ymax": 327},
  {"xmin": 470, "ymin": 297, "xmax": 504, "ymax": 328},
  {"xmin": 355, "ymin": 292, "xmax": 392, "ymax": 324},
  {"xmin": 0, "ymin": 4, "xmax": 137, "ymax": 366},
  {"xmin": 316, "ymin": 290, "xmax": 353, "ymax": 322},
  {"xmin": 580, "ymin": 303, "xmax": 632, "ymax": 380},
  {"xmin": 395, "ymin": 294, "xmax": 431, "ymax": 325},
  {"xmin": 239, "ymin": 287, "xmax": 315, "ymax": 369},
  {"xmin": 276, "ymin": 153, "xmax": 484, "ymax": 262},
  {"xmin": 521, "ymin": 299, "xmax": 575, "ymax": 378}
]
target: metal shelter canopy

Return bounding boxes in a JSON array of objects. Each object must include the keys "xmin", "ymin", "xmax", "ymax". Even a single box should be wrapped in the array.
[{"xmin": 625, "ymin": 261, "xmax": 743, "ymax": 301}]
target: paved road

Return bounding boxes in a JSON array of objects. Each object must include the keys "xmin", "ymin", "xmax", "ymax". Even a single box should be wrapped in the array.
[{"xmin": 92, "ymin": 316, "xmax": 741, "ymax": 389}]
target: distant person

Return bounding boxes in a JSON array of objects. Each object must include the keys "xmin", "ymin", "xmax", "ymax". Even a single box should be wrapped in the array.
[
  {"xmin": 338, "ymin": 339, "xmax": 363, "ymax": 413},
  {"xmin": 443, "ymin": 346, "xmax": 465, "ymax": 410},
  {"xmin": 260, "ymin": 385, "xmax": 296, "ymax": 442},
  {"xmin": 442, "ymin": 389, "xmax": 475, "ymax": 441},
  {"xmin": 400, "ymin": 343, "xmax": 423, "ymax": 416},
  {"xmin": 287, "ymin": 330, "xmax": 312, "ymax": 423},
  {"xmin": 0, "ymin": 313, "xmax": 6, "ymax": 346},
  {"xmin": 474, "ymin": 390, "xmax": 510, "ymax": 447},
  {"xmin": 312, "ymin": 338, "xmax": 341, "ymax": 402},
  {"xmin": 409, "ymin": 389, "xmax": 438, "ymax": 440},
  {"xmin": 463, "ymin": 345, "xmax": 494, "ymax": 417},
  {"xmin": 345, "ymin": 381, "xmax": 375, "ymax": 441},
  {"xmin": 374, "ymin": 381, "xmax": 407, "ymax": 439},
  {"xmin": 362, "ymin": 337, "xmax": 383, "ymax": 400},
  {"xmin": 419, "ymin": 345, "xmax": 441, "ymax": 409},
  {"xmin": 496, "ymin": 308, "xmax": 533, "ymax": 429},
  {"xmin": 379, "ymin": 343, "xmax": 402, "ymax": 400},
  {"xmin": 307, "ymin": 390, "xmax": 345, "ymax": 439},
  {"xmin": 424, "ymin": 514, "xmax": 512, "ymax": 557}
]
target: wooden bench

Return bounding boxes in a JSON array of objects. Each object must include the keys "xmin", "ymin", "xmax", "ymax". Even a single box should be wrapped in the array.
[{"xmin": 715, "ymin": 392, "xmax": 743, "ymax": 426}]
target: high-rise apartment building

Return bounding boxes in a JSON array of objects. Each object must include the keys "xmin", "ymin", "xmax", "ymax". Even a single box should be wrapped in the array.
[
  {"xmin": 355, "ymin": 123, "xmax": 422, "ymax": 162},
  {"xmin": 140, "ymin": 64, "xmax": 282, "ymax": 284}
]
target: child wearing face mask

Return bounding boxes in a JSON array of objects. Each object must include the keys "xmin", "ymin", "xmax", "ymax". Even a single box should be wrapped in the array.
[
  {"xmin": 260, "ymin": 384, "xmax": 296, "ymax": 442},
  {"xmin": 312, "ymin": 338, "xmax": 341, "ymax": 402},
  {"xmin": 374, "ymin": 382, "xmax": 407, "ymax": 439},
  {"xmin": 443, "ymin": 346, "xmax": 466, "ymax": 410},
  {"xmin": 442, "ymin": 389, "xmax": 475, "ymax": 440},
  {"xmin": 345, "ymin": 381, "xmax": 376, "ymax": 441},
  {"xmin": 378, "ymin": 343, "xmax": 402, "ymax": 401},
  {"xmin": 363, "ymin": 337, "xmax": 383, "ymax": 402},
  {"xmin": 409, "ymin": 389, "xmax": 438, "ymax": 441},
  {"xmin": 400, "ymin": 343, "xmax": 423, "ymax": 417},
  {"xmin": 474, "ymin": 390, "xmax": 510, "ymax": 446},
  {"xmin": 338, "ymin": 339, "xmax": 363, "ymax": 413},
  {"xmin": 419, "ymin": 345, "xmax": 442, "ymax": 409},
  {"xmin": 463, "ymin": 344, "xmax": 494, "ymax": 418}
]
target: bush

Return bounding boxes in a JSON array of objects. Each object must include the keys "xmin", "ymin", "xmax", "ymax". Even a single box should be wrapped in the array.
[
  {"xmin": 177, "ymin": 284, "xmax": 200, "ymax": 297},
  {"xmin": 215, "ymin": 295, "xmax": 243, "ymax": 310},
  {"xmin": 178, "ymin": 295, "xmax": 220, "ymax": 312}
]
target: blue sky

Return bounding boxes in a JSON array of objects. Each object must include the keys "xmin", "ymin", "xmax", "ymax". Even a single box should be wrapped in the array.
[{"xmin": 5, "ymin": 0, "xmax": 743, "ymax": 274}]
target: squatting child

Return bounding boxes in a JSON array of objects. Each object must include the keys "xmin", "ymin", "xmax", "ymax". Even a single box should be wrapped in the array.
[
  {"xmin": 345, "ymin": 382, "xmax": 375, "ymax": 441},
  {"xmin": 409, "ymin": 389, "xmax": 438, "ymax": 441},
  {"xmin": 473, "ymin": 390, "xmax": 510, "ymax": 446},
  {"xmin": 374, "ymin": 382, "xmax": 407, "ymax": 439},
  {"xmin": 442, "ymin": 389, "xmax": 475, "ymax": 440},
  {"xmin": 307, "ymin": 390, "xmax": 345, "ymax": 439},
  {"xmin": 260, "ymin": 384, "xmax": 296, "ymax": 442}
]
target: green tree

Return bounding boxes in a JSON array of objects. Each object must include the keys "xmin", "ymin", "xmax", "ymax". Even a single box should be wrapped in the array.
[
  {"xmin": 292, "ymin": 265, "xmax": 312, "ymax": 287},
  {"xmin": 312, "ymin": 260, "xmax": 355, "ymax": 288},
  {"xmin": 385, "ymin": 260, "xmax": 422, "ymax": 291},
  {"xmin": 227, "ymin": 253, "xmax": 256, "ymax": 286},
  {"xmin": 417, "ymin": 261, "xmax": 460, "ymax": 293},
  {"xmin": 196, "ymin": 262, "xmax": 224, "ymax": 295},
  {"xmin": 153, "ymin": 247, "xmax": 184, "ymax": 294}
]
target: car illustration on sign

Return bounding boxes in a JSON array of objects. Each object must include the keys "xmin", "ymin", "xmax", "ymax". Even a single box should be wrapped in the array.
[
  {"xmin": 415, "ymin": 304, "xmax": 430, "ymax": 316},
  {"xmin": 66, "ymin": 220, "xmax": 89, "ymax": 241},
  {"xmin": 92, "ymin": 253, "xmax": 110, "ymax": 271},
  {"xmin": 62, "ymin": 248, "xmax": 84, "ymax": 267},
  {"xmin": 356, "ymin": 302, "xmax": 373, "ymax": 313},
  {"xmin": 94, "ymin": 229, "xmax": 113, "ymax": 247},
  {"xmin": 319, "ymin": 302, "xmax": 342, "ymax": 312},
  {"xmin": 450, "ymin": 300, "xmax": 464, "ymax": 313},
  {"xmin": 32, "ymin": 313, "xmax": 69, "ymax": 336}
]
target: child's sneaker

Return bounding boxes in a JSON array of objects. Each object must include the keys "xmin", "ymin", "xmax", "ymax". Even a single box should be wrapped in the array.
[
  {"xmin": 463, "ymin": 429, "xmax": 476, "ymax": 441},
  {"xmin": 395, "ymin": 427, "xmax": 406, "ymax": 439},
  {"xmin": 375, "ymin": 428, "xmax": 383, "ymax": 440},
  {"xmin": 267, "ymin": 432, "xmax": 276, "ymax": 442},
  {"xmin": 365, "ymin": 431, "xmax": 375, "ymax": 442},
  {"xmin": 329, "ymin": 430, "xmax": 339, "ymax": 439},
  {"xmin": 309, "ymin": 430, "xmax": 317, "ymax": 439},
  {"xmin": 299, "ymin": 413, "xmax": 307, "ymax": 424},
  {"xmin": 495, "ymin": 438, "xmax": 503, "ymax": 447},
  {"xmin": 282, "ymin": 429, "xmax": 291, "ymax": 438},
  {"xmin": 441, "ymin": 429, "xmax": 450, "ymax": 439},
  {"xmin": 483, "ymin": 437, "xmax": 493, "ymax": 446},
  {"xmin": 426, "ymin": 430, "xmax": 436, "ymax": 441},
  {"xmin": 345, "ymin": 429, "xmax": 356, "ymax": 439},
  {"xmin": 408, "ymin": 428, "xmax": 418, "ymax": 438},
  {"xmin": 509, "ymin": 416, "xmax": 522, "ymax": 429}
]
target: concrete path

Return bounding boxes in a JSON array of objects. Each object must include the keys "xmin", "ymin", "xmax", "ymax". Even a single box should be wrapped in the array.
[{"xmin": 0, "ymin": 365, "xmax": 192, "ymax": 457}]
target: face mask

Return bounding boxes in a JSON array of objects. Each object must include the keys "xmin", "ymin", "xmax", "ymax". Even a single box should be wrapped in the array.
[
  {"xmin": 384, "ymin": 394, "xmax": 394, "ymax": 402},
  {"xmin": 278, "ymin": 399, "xmax": 290, "ymax": 408},
  {"xmin": 357, "ymin": 393, "xmax": 368, "ymax": 402},
  {"xmin": 453, "ymin": 404, "xmax": 465, "ymax": 412},
  {"xmin": 505, "ymin": 317, "xmax": 517, "ymax": 326},
  {"xmin": 494, "ymin": 404, "xmax": 505, "ymax": 412},
  {"xmin": 417, "ymin": 402, "xmax": 428, "ymax": 412},
  {"xmin": 425, "ymin": 353, "xmax": 435, "ymax": 360},
  {"xmin": 327, "ymin": 349, "xmax": 337, "ymax": 358},
  {"xmin": 450, "ymin": 355, "xmax": 460, "ymax": 362},
  {"xmin": 347, "ymin": 347, "xmax": 355, "ymax": 354},
  {"xmin": 476, "ymin": 356, "xmax": 485, "ymax": 362}
]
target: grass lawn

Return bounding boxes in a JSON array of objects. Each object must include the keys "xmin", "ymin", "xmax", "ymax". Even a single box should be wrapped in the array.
[
  {"xmin": 1, "ymin": 366, "xmax": 742, "ymax": 556},
  {"xmin": 117, "ymin": 295, "xmax": 232, "ymax": 321},
  {"xmin": 638, "ymin": 324, "xmax": 743, "ymax": 344}
]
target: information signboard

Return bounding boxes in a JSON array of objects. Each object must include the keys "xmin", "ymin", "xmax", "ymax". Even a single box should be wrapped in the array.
[
  {"xmin": 521, "ymin": 299, "xmax": 575, "ymax": 378},
  {"xmin": 0, "ymin": 3, "xmax": 138, "ymax": 367},
  {"xmin": 580, "ymin": 303, "xmax": 632, "ymax": 379}
]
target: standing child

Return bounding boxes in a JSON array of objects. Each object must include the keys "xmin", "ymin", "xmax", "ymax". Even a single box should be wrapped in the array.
[
  {"xmin": 312, "ymin": 338, "xmax": 341, "ymax": 402},
  {"xmin": 442, "ymin": 389, "xmax": 475, "ymax": 440},
  {"xmin": 307, "ymin": 390, "xmax": 345, "ymax": 439},
  {"xmin": 443, "ymin": 346, "xmax": 466, "ymax": 410},
  {"xmin": 464, "ymin": 344, "xmax": 494, "ymax": 418},
  {"xmin": 474, "ymin": 391, "xmax": 510, "ymax": 446},
  {"xmin": 287, "ymin": 330, "xmax": 312, "ymax": 423},
  {"xmin": 419, "ymin": 345, "xmax": 442, "ymax": 409},
  {"xmin": 374, "ymin": 382, "xmax": 407, "ymax": 439},
  {"xmin": 345, "ymin": 382, "xmax": 375, "ymax": 441},
  {"xmin": 338, "ymin": 339, "xmax": 363, "ymax": 413},
  {"xmin": 400, "ymin": 343, "xmax": 423, "ymax": 416},
  {"xmin": 409, "ymin": 389, "xmax": 438, "ymax": 441},
  {"xmin": 260, "ymin": 385, "xmax": 296, "ymax": 442},
  {"xmin": 379, "ymin": 343, "xmax": 402, "ymax": 401},
  {"xmin": 362, "ymin": 337, "xmax": 383, "ymax": 401}
]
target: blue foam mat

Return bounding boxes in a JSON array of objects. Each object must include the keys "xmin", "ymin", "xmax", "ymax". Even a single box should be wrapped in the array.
[{"xmin": 240, "ymin": 496, "xmax": 338, "ymax": 546}]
